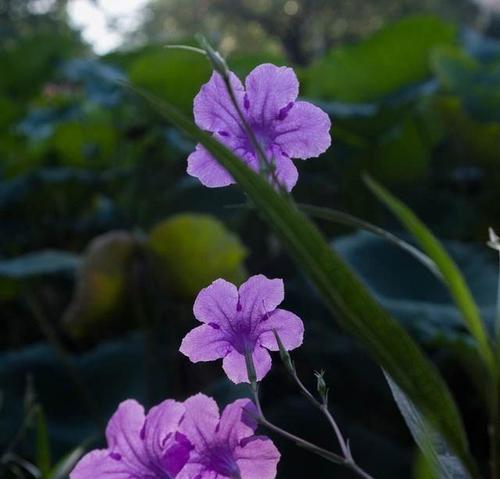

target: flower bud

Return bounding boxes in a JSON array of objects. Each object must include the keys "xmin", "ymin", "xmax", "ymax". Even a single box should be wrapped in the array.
[
  {"xmin": 315, "ymin": 370, "xmax": 329, "ymax": 403},
  {"xmin": 488, "ymin": 227, "xmax": 500, "ymax": 252},
  {"xmin": 197, "ymin": 35, "xmax": 229, "ymax": 78},
  {"xmin": 273, "ymin": 330, "xmax": 295, "ymax": 374}
]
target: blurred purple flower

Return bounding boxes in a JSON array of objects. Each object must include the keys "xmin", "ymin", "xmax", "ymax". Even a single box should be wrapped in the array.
[
  {"xmin": 187, "ymin": 63, "xmax": 331, "ymax": 191},
  {"xmin": 177, "ymin": 394, "xmax": 280, "ymax": 479},
  {"xmin": 71, "ymin": 399, "xmax": 191, "ymax": 479},
  {"xmin": 180, "ymin": 275, "xmax": 304, "ymax": 383}
]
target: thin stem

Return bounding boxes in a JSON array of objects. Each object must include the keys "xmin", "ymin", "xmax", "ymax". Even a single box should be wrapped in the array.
[
  {"xmin": 291, "ymin": 369, "xmax": 350, "ymax": 457},
  {"xmin": 490, "ymin": 385, "xmax": 499, "ymax": 479},
  {"xmin": 495, "ymin": 253, "xmax": 500, "ymax": 353},
  {"xmin": 491, "ymin": 254, "xmax": 500, "ymax": 478},
  {"xmin": 0, "ymin": 400, "xmax": 37, "ymax": 467},
  {"xmin": 490, "ymin": 232, "xmax": 500, "ymax": 478},
  {"xmin": 222, "ymin": 75, "xmax": 284, "ymax": 192},
  {"xmin": 299, "ymin": 203, "xmax": 442, "ymax": 280},
  {"xmin": 23, "ymin": 288, "xmax": 101, "ymax": 428},
  {"xmin": 249, "ymin": 383, "xmax": 344, "ymax": 465},
  {"xmin": 246, "ymin": 352, "xmax": 376, "ymax": 479},
  {"xmin": 164, "ymin": 45, "xmax": 207, "ymax": 56}
]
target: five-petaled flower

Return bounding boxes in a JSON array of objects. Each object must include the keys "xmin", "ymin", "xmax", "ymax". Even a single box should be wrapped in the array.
[
  {"xmin": 70, "ymin": 399, "xmax": 192, "ymax": 479},
  {"xmin": 177, "ymin": 394, "xmax": 280, "ymax": 479},
  {"xmin": 187, "ymin": 63, "xmax": 331, "ymax": 191},
  {"xmin": 180, "ymin": 274, "xmax": 304, "ymax": 383}
]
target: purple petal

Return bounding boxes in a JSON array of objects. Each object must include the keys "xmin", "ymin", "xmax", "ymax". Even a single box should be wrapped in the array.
[
  {"xmin": 70, "ymin": 449, "xmax": 135, "ymax": 479},
  {"xmin": 217, "ymin": 399, "xmax": 257, "ymax": 447},
  {"xmin": 143, "ymin": 400, "xmax": 188, "ymax": 476},
  {"xmin": 177, "ymin": 463, "xmax": 215, "ymax": 479},
  {"xmin": 269, "ymin": 148, "xmax": 298, "ymax": 191},
  {"xmin": 222, "ymin": 346, "xmax": 272, "ymax": 384},
  {"xmin": 194, "ymin": 71, "xmax": 245, "ymax": 135},
  {"xmin": 187, "ymin": 143, "xmax": 235, "ymax": 188},
  {"xmin": 274, "ymin": 101, "xmax": 331, "ymax": 159},
  {"xmin": 257, "ymin": 309, "xmax": 304, "ymax": 352},
  {"xmin": 193, "ymin": 278, "xmax": 239, "ymax": 325},
  {"xmin": 161, "ymin": 433, "xmax": 193, "ymax": 478},
  {"xmin": 105, "ymin": 400, "xmax": 146, "ymax": 468},
  {"xmin": 238, "ymin": 275, "xmax": 284, "ymax": 323},
  {"xmin": 180, "ymin": 394, "xmax": 220, "ymax": 448},
  {"xmin": 179, "ymin": 324, "xmax": 231, "ymax": 362},
  {"xmin": 244, "ymin": 64, "xmax": 299, "ymax": 125},
  {"xmin": 235, "ymin": 436, "xmax": 281, "ymax": 479}
]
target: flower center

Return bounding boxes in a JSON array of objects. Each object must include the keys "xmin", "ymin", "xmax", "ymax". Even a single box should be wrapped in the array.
[
  {"xmin": 203, "ymin": 442, "xmax": 240, "ymax": 478},
  {"xmin": 245, "ymin": 123, "xmax": 273, "ymax": 157},
  {"xmin": 229, "ymin": 315, "xmax": 258, "ymax": 354}
]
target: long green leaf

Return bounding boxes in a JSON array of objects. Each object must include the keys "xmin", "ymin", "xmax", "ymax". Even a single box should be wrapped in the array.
[
  {"xmin": 299, "ymin": 203, "xmax": 441, "ymax": 279},
  {"xmin": 49, "ymin": 444, "xmax": 87, "ymax": 479},
  {"xmin": 127, "ymin": 83, "xmax": 480, "ymax": 478},
  {"xmin": 35, "ymin": 406, "xmax": 51, "ymax": 479},
  {"xmin": 384, "ymin": 372, "xmax": 470, "ymax": 479},
  {"xmin": 364, "ymin": 175, "xmax": 495, "ymax": 374}
]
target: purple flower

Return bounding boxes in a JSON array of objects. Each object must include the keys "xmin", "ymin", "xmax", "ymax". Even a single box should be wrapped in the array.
[
  {"xmin": 71, "ymin": 399, "xmax": 192, "ymax": 479},
  {"xmin": 177, "ymin": 394, "xmax": 280, "ymax": 479},
  {"xmin": 187, "ymin": 63, "xmax": 331, "ymax": 191},
  {"xmin": 180, "ymin": 274, "xmax": 304, "ymax": 383}
]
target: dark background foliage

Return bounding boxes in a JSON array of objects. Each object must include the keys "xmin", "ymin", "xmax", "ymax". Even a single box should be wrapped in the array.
[{"xmin": 1, "ymin": 1, "xmax": 500, "ymax": 477}]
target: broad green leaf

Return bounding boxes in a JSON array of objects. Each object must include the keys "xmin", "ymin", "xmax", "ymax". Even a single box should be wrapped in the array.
[
  {"xmin": 432, "ymin": 96, "xmax": 500, "ymax": 167},
  {"xmin": 228, "ymin": 52, "xmax": 288, "ymax": 78},
  {"xmin": 385, "ymin": 372, "xmax": 470, "ymax": 479},
  {"xmin": 364, "ymin": 175, "xmax": 495, "ymax": 374},
  {"xmin": 129, "ymin": 84, "xmax": 480, "ymax": 478},
  {"xmin": 0, "ymin": 251, "xmax": 79, "ymax": 279},
  {"xmin": 148, "ymin": 213, "xmax": 247, "ymax": 300},
  {"xmin": 50, "ymin": 112, "xmax": 118, "ymax": 168},
  {"xmin": 35, "ymin": 406, "xmax": 51, "ymax": 479},
  {"xmin": 371, "ymin": 117, "xmax": 431, "ymax": 183},
  {"xmin": 305, "ymin": 15, "xmax": 457, "ymax": 102},
  {"xmin": 432, "ymin": 47, "xmax": 500, "ymax": 123},
  {"xmin": 129, "ymin": 48, "xmax": 211, "ymax": 113}
]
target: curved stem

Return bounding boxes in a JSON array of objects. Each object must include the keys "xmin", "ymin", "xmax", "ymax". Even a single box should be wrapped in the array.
[
  {"xmin": 290, "ymin": 369, "xmax": 350, "ymax": 457},
  {"xmin": 222, "ymin": 75, "xmax": 284, "ymax": 192},
  {"xmin": 489, "ymin": 232, "xmax": 500, "ymax": 478},
  {"xmin": 250, "ymin": 383, "xmax": 375, "ymax": 478},
  {"xmin": 250, "ymin": 383, "xmax": 344, "ymax": 465},
  {"xmin": 299, "ymin": 203, "xmax": 441, "ymax": 280},
  {"xmin": 247, "ymin": 355, "xmax": 376, "ymax": 479}
]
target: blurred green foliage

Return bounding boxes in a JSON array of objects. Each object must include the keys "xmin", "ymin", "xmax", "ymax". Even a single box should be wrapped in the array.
[
  {"xmin": 1, "ymin": 6, "xmax": 500, "ymax": 478},
  {"xmin": 148, "ymin": 214, "xmax": 247, "ymax": 299},
  {"xmin": 305, "ymin": 16, "xmax": 457, "ymax": 102}
]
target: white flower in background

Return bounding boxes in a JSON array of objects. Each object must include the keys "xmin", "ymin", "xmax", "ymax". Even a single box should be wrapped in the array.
[
  {"xmin": 472, "ymin": 0, "xmax": 500, "ymax": 14},
  {"xmin": 488, "ymin": 228, "xmax": 500, "ymax": 252},
  {"xmin": 67, "ymin": 0, "xmax": 149, "ymax": 54}
]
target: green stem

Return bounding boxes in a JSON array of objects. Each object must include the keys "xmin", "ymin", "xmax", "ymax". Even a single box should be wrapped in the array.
[
  {"xmin": 222, "ymin": 75, "xmax": 284, "ymax": 192},
  {"xmin": 249, "ymin": 382, "xmax": 375, "ymax": 479},
  {"xmin": 198, "ymin": 36, "xmax": 286, "ymax": 193},
  {"xmin": 490, "ymin": 240, "xmax": 500, "ymax": 478},
  {"xmin": 495, "ymin": 254, "xmax": 500, "ymax": 355},
  {"xmin": 23, "ymin": 288, "xmax": 100, "ymax": 428},
  {"xmin": 291, "ymin": 369, "xmax": 350, "ymax": 457},
  {"xmin": 245, "ymin": 350, "xmax": 375, "ymax": 479}
]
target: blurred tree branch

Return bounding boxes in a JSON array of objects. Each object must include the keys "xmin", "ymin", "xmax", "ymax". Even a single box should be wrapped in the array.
[{"xmin": 133, "ymin": 0, "xmax": 476, "ymax": 65}]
